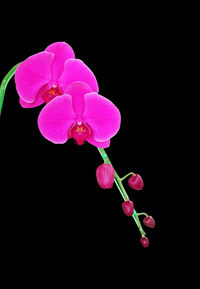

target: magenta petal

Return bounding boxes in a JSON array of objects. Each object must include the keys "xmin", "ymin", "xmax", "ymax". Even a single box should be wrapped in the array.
[
  {"xmin": 59, "ymin": 59, "xmax": 99, "ymax": 92},
  {"xmin": 19, "ymin": 83, "xmax": 49, "ymax": 108},
  {"xmin": 19, "ymin": 96, "xmax": 44, "ymax": 108},
  {"xmin": 65, "ymin": 81, "xmax": 93, "ymax": 118},
  {"xmin": 83, "ymin": 93, "xmax": 121, "ymax": 142},
  {"xmin": 45, "ymin": 42, "xmax": 75, "ymax": 81},
  {"xmin": 87, "ymin": 137, "xmax": 110, "ymax": 148},
  {"xmin": 38, "ymin": 94, "xmax": 76, "ymax": 144},
  {"xmin": 15, "ymin": 51, "xmax": 54, "ymax": 103}
]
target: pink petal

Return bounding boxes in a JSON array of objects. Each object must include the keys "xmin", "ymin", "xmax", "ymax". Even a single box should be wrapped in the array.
[
  {"xmin": 87, "ymin": 137, "xmax": 110, "ymax": 148},
  {"xmin": 38, "ymin": 94, "xmax": 76, "ymax": 144},
  {"xmin": 19, "ymin": 96, "xmax": 44, "ymax": 108},
  {"xmin": 15, "ymin": 52, "xmax": 54, "ymax": 103},
  {"xmin": 83, "ymin": 93, "xmax": 121, "ymax": 142},
  {"xmin": 45, "ymin": 42, "xmax": 75, "ymax": 81},
  {"xmin": 65, "ymin": 81, "xmax": 93, "ymax": 118},
  {"xmin": 59, "ymin": 59, "xmax": 99, "ymax": 92},
  {"xmin": 19, "ymin": 83, "xmax": 50, "ymax": 108}
]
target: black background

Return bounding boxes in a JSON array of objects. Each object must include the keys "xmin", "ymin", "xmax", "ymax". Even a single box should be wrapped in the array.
[{"xmin": 0, "ymin": 3, "xmax": 172, "ymax": 274}]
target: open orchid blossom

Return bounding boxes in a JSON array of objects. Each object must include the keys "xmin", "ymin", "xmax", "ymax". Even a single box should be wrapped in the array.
[
  {"xmin": 0, "ymin": 41, "xmax": 155, "ymax": 248},
  {"xmin": 38, "ymin": 81, "xmax": 121, "ymax": 148},
  {"xmin": 15, "ymin": 42, "xmax": 99, "ymax": 108}
]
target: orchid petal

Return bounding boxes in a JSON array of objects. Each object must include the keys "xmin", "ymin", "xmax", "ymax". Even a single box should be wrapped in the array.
[
  {"xmin": 15, "ymin": 52, "xmax": 54, "ymax": 103},
  {"xmin": 19, "ymin": 96, "xmax": 44, "ymax": 108},
  {"xmin": 19, "ymin": 82, "xmax": 51, "ymax": 108},
  {"xmin": 59, "ymin": 59, "xmax": 99, "ymax": 92},
  {"xmin": 45, "ymin": 42, "xmax": 75, "ymax": 81},
  {"xmin": 87, "ymin": 137, "xmax": 110, "ymax": 148},
  {"xmin": 65, "ymin": 81, "xmax": 93, "ymax": 118},
  {"xmin": 38, "ymin": 94, "xmax": 76, "ymax": 144},
  {"xmin": 83, "ymin": 93, "xmax": 121, "ymax": 142}
]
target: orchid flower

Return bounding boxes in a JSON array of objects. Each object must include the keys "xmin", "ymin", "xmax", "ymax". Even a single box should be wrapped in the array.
[
  {"xmin": 38, "ymin": 81, "xmax": 121, "ymax": 148},
  {"xmin": 14, "ymin": 42, "xmax": 99, "ymax": 108},
  {"xmin": 0, "ymin": 41, "xmax": 155, "ymax": 248}
]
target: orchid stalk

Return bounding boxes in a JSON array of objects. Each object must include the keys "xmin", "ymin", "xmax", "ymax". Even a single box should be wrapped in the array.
[
  {"xmin": 0, "ymin": 63, "xmax": 20, "ymax": 116},
  {"xmin": 97, "ymin": 147, "xmax": 146, "ymax": 236}
]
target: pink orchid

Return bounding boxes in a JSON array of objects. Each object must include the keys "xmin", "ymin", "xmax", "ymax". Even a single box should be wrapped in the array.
[
  {"xmin": 0, "ymin": 41, "xmax": 154, "ymax": 247},
  {"xmin": 15, "ymin": 42, "xmax": 99, "ymax": 108},
  {"xmin": 38, "ymin": 81, "xmax": 121, "ymax": 148}
]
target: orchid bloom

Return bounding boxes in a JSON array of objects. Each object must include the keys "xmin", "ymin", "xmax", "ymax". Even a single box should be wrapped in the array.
[
  {"xmin": 38, "ymin": 81, "xmax": 121, "ymax": 148},
  {"xmin": 0, "ymin": 41, "xmax": 154, "ymax": 248},
  {"xmin": 15, "ymin": 42, "xmax": 99, "ymax": 108}
]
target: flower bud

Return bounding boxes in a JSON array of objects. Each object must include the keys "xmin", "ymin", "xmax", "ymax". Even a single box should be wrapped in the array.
[
  {"xmin": 140, "ymin": 237, "xmax": 149, "ymax": 248},
  {"xmin": 96, "ymin": 164, "xmax": 115, "ymax": 189},
  {"xmin": 122, "ymin": 201, "xmax": 134, "ymax": 216},
  {"xmin": 143, "ymin": 216, "xmax": 156, "ymax": 228},
  {"xmin": 128, "ymin": 174, "xmax": 144, "ymax": 190}
]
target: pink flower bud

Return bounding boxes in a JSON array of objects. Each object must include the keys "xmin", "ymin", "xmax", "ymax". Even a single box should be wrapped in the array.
[
  {"xmin": 143, "ymin": 216, "xmax": 156, "ymax": 228},
  {"xmin": 128, "ymin": 174, "xmax": 144, "ymax": 190},
  {"xmin": 140, "ymin": 237, "xmax": 149, "ymax": 248},
  {"xmin": 122, "ymin": 201, "xmax": 134, "ymax": 216},
  {"xmin": 96, "ymin": 164, "xmax": 115, "ymax": 189}
]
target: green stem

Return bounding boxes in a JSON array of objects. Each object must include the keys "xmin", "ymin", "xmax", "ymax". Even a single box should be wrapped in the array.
[
  {"xmin": 137, "ymin": 213, "xmax": 149, "ymax": 217},
  {"xmin": 121, "ymin": 172, "xmax": 136, "ymax": 182},
  {"xmin": 97, "ymin": 148, "xmax": 146, "ymax": 237},
  {"xmin": 0, "ymin": 63, "xmax": 21, "ymax": 116}
]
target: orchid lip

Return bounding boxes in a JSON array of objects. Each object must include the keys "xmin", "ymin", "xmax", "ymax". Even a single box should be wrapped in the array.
[
  {"xmin": 42, "ymin": 84, "xmax": 63, "ymax": 104},
  {"xmin": 68, "ymin": 121, "xmax": 91, "ymax": 145}
]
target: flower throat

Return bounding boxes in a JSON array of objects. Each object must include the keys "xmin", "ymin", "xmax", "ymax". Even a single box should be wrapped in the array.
[
  {"xmin": 69, "ymin": 122, "xmax": 91, "ymax": 145},
  {"xmin": 42, "ymin": 85, "xmax": 62, "ymax": 104}
]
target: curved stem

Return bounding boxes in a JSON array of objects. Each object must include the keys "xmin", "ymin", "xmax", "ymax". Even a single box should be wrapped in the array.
[
  {"xmin": 121, "ymin": 172, "xmax": 136, "ymax": 182},
  {"xmin": 137, "ymin": 213, "xmax": 149, "ymax": 217},
  {"xmin": 97, "ymin": 148, "xmax": 146, "ymax": 237},
  {"xmin": 0, "ymin": 63, "xmax": 21, "ymax": 116}
]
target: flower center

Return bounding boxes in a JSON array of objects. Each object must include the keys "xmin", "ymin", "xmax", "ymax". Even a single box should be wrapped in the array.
[
  {"xmin": 69, "ymin": 122, "xmax": 91, "ymax": 145},
  {"xmin": 42, "ymin": 85, "xmax": 62, "ymax": 104}
]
